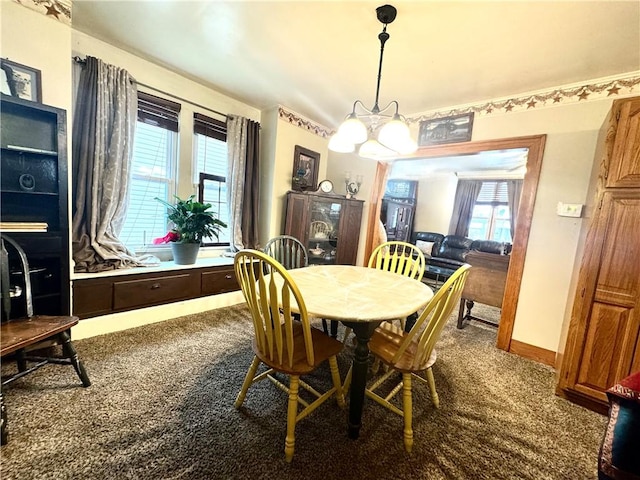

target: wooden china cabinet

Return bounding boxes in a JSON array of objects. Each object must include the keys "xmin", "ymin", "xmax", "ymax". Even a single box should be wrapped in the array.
[
  {"xmin": 557, "ymin": 96, "xmax": 640, "ymax": 413},
  {"xmin": 284, "ymin": 191, "xmax": 363, "ymax": 266}
]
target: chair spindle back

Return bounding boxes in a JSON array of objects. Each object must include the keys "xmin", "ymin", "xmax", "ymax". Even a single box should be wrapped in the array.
[
  {"xmin": 234, "ymin": 249, "xmax": 315, "ymax": 368},
  {"xmin": 368, "ymin": 241, "xmax": 426, "ymax": 281}
]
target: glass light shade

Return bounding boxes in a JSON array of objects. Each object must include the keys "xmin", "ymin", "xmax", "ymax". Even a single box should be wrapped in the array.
[
  {"xmin": 388, "ymin": 136, "xmax": 418, "ymax": 155},
  {"xmin": 358, "ymin": 139, "xmax": 396, "ymax": 160},
  {"xmin": 377, "ymin": 118, "xmax": 411, "ymax": 152},
  {"xmin": 337, "ymin": 115, "xmax": 368, "ymax": 144},
  {"xmin": 328, "ymin": 134, "xmax": 355, "ymax": 153}
]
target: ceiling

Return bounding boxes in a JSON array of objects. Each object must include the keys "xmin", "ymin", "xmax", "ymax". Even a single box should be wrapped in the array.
[
  {"xmin": 72, "ymin": 1, "xmax": 640, "ymax": 132},
  {"xmin": 390, "ymin": 148, "xmax": 528, "ymax": 178}
]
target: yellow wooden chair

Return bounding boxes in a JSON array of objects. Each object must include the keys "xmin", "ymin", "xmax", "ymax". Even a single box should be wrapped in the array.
[
  {"xmin": 233, "ymin": 249, "xmax": 346, "ymax": 463},
  {"xmin": 343, "ymin": 241, "xmax": 426, "ymax": 344},
  {"xmin": 368, "ymin": 241, "xmax": 426, "ymax": 281},
  {"xmin": 356, "ymin": 264, "xmax": 470, "ymax": 453}
]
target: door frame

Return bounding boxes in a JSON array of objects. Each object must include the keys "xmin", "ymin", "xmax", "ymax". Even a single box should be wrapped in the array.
[{"xmin": 365, "ymin": 134, "xmax": 546, "ymax": 351}]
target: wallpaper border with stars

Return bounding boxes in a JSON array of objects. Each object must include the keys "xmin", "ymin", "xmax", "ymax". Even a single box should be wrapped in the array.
[
  {"xmin": 280, "ymin": 73, "xmax": 640, "ymax": 139},
  {"xmin": 13, "ymin": 0, "xmax": 71, "ymax": 25},
  {"xmin": 408, "ymin": 72, "xmax": 640, "ymax": 123}
]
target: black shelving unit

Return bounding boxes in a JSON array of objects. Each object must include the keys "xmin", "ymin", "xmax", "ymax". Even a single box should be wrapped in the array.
[{"xmin": 1, "ymin": 94, "xmax": 70, "ymax": 318}]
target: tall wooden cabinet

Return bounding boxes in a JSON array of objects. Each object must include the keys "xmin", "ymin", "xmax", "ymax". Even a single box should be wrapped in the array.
[
  {"xmin": 284, "ymin": 191, "xmax": 363, "ymax": 265},
  {"xmin": 381, "ymin": 198, "xmax": 415, "ymax": 242},
  {"xmin": 0, "ymin": 95, "xmax": 70, "ymax": 318},
  {"xmin": 558, "ymin": 97, "xmax": 640, "ymax": 412}
]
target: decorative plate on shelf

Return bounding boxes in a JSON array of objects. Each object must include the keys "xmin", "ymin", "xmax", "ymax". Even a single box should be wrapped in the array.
[{"xmin": 309, "ymin": 244, "xmax": 325, "ymax": 256}]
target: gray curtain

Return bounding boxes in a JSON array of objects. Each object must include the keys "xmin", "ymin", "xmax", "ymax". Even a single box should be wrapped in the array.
[
  {"xmin": 71, "ymin": 56, "xmax": 146, "ymax": 272},
  {"xmin": 227, "ymin": 116, "xmax": 260, "ymax": 251},
  {"xmin": 448, "ymin": 180, "xmax": 483, "ymax": 237},
  {"xmin": 507, "ymin": 179, "xmax": 524, "ymax": 240}
]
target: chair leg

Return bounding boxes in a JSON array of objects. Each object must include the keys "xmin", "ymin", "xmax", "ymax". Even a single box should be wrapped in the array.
[
  {"xmin": 330, "ymin": 320, "xmax": 339, "ymax": 338},
  {"xmin": 16, "ymin": 350, "xmax": 27, "ymax": 372},
  {"xmin": 234, "ymin": 356, "xmax": 261, "ymax": 408},
  {"xmin": 342, "ymin": 366, "xmax": 352, "ymax": 393},
  {"xmin": 425, "ymin": 367, "xmax": 439, "ymax": 408},
  {"xmin": 328, "ymin": 356, "xmax": 345, "ymax": 408},
  {"xmin": 285, "ymin": 375, "xmax": 300, "ymax": 463},
  {"xmin": 321, "ymin": 319, "xmax": 339, "ymax": 339},
  {"xmin": 371, "ymin": 357, "xmax": 381, "ymax": 375},
  {"xmin": 402, "ymin": 372, "xmax": 413, "ymax": 453},
  {"xmin": 59, "ymin": 331, "xmax": 91, "ymax": 387},
  {"xmin": 321, "ymin": 319, "xmax": 329, "ymax": 335},
  {"xmin": 342, "ymin": 327, "xmax": 353, "ymax": 345}
]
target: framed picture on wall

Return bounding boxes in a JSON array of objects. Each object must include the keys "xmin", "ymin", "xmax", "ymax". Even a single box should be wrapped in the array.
[
  {"xmin": 0, "ymin": 59, "xmax": 42, "ymax": 103},
  {"xmin": 418, "ymin": 112, "xmax": 474, "ymax": 146},
  {"xmin": 291, "ymin": 145, "xmax": 320, "ymax": 192}
]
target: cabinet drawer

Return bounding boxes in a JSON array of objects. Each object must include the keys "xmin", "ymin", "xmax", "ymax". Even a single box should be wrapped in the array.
[
  {"xmin": 201, "ymin": 267, "xmax": 239, "ymax": 295},
  {"xmin": 113, "ymin": 273, "xmax": 199, "ymax": 310},
  {"xmin": 74, "ymin": 281, "xmax": 113, "ymax": 318}
]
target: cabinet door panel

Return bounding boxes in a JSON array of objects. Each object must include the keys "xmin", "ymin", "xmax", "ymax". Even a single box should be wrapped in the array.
[
  {"xmin": 336, "ymin": 200, "xmax": 363, "ymax": 265},
  {"xmin": 575, "ymin": 302, "xmax": 637, "ymax": 401},
  {"xmin": 607, "ymin": 97, "xmax": 640, "ymax": 188},
  {"xmin": 570, "ymin": 191, "xmax": 640, "ymax": 399},
  {"xmin": 595, "ymin": 193, "xmax": 640, "ymax": 301},
  {"xmin": 201, "ymin": 267, "xmax": 239, "ymax": 295},
  {"xmin": 284, "ymin": 193, "xmax": 308, "ymax": 244},
  {"xmin": 113, "ymin": 273, "xmax": 199, "ymax": 310}
]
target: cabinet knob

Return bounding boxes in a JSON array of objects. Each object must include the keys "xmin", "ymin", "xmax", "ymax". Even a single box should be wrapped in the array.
[
  {"xmin": 150, "ymin": 283, "xmax": 161, "ymax": 289},
  {"xmin": 225, "ymin": 274, "xmax": 232, "ymax": 280}
]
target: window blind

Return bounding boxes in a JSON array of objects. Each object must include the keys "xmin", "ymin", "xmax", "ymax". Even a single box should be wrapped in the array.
[
  {"xmin": 138, "ymin": 91, "xmax": 181, "ymax": 132},
  {"xmin": 194, "ymin": 112, "xmax": 227, "ymax": 141},
  {"xmin": 476, "ymin": 181, "xmax": 509, "ymax": 204}
]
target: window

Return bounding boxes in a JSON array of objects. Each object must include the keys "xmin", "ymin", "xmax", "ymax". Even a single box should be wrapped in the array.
[
  {"xmin": 468, "ymin": 181, "xmax": 512, "ymax": 242},
  {"xmin": 119, "ymin": 92, "xmax": 180, "ymax": 249},
  {"xmin": 193, "ymin": 113, "xmax": 229, "ymax": 245}
]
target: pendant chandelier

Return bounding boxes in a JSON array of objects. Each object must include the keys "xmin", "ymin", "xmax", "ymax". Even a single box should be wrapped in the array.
[{"xmin": 329, "ymin": 4, "xmax": 417, "ymax": 160}]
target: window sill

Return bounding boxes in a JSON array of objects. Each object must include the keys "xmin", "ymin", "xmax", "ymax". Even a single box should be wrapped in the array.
[{"xmin": 71, "ymin": 255, "xmax": 235, "ymax": 280}]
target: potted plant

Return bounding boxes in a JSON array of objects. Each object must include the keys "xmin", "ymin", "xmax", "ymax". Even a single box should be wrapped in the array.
[{"xmin": 154, "ymin": 195, "xmax": 227, "ymax": 265}]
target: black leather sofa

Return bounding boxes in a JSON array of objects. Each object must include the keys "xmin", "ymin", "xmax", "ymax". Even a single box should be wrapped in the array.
[{"xmin": 411, "ymin": 231, "xmax": 511, "ymax": 276}]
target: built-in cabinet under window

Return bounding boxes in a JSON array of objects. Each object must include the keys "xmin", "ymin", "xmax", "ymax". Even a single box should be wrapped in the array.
[{"xmin": 72, "ymin": 261, "xmax": 239, "ymax": 319}]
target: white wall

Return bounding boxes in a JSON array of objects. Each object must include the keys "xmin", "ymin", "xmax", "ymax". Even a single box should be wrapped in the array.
[
  {"xmin": 413, "ymin": 174, "xmax": 458, "ymax": 234},
  {"xmin": 1, "ymin": 1, "xmax": 72, "ymax": 112},
  {"xmin": 262, "ymin": 114, "xmax": 329, "ymax": 242}
]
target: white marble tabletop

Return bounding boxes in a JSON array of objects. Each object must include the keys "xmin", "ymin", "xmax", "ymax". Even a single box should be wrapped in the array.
[{"xmin": 287, "ymin": 265, "xmax": 433, "ymax": 323}]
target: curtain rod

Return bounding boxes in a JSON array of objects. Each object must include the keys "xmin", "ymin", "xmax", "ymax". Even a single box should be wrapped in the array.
[{"xmin": 73, "ymin": 56, "xmax": 228, "ymax": 120}]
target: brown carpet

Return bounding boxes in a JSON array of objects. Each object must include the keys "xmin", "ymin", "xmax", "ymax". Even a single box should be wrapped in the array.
[{"xmin": 0, "ymin": 304, "xmax": 606, "ymax": 479}]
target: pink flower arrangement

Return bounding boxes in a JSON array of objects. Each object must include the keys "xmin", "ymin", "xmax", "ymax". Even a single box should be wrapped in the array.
[{"xmin": 152, "ymin": 231, "xmax": 180, "ymax": 244}]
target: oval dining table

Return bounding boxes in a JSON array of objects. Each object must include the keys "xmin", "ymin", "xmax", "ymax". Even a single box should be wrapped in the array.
[{"xmin": 286, "ymin": 264, "xmax": 434, "ymax": 439}]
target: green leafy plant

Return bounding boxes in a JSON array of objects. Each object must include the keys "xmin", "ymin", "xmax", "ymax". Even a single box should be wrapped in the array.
[{"xmin": 155, "ymin": 195, "xmax": 227, "ymax": 244}]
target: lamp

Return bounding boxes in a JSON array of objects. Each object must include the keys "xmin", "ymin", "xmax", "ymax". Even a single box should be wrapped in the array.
[{"xmin": 329, "ymin": 4, "xmax": 417, "ymax": 160}]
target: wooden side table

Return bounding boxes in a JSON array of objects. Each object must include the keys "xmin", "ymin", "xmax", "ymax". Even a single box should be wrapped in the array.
[{"xmin": 457, "ymin": 251, "xmax": 510, "ymax": 328}]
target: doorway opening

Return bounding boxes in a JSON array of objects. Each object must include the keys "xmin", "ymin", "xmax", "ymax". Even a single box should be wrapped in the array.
[{"xmin": 365, "ymin": 135, "xmax": 546, "ymax": 352}]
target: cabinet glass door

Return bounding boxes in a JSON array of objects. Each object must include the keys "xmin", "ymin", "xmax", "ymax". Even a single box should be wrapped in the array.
[{"xmin": 307, "ymin": 198, "xmax": 341, "ymax": 265}]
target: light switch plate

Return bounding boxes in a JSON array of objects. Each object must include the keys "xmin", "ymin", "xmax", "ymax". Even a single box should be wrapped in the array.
[{"xmin": 557, "ymin": 202, "xmax": 583, "ymax": 218}]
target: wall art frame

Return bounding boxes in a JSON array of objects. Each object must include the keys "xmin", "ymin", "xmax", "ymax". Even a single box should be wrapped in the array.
[
  {"xmin": 418, "ymin": 112, "xmax": 474, "ymax": 146},
  {"xmin": 291, "ymin": 145, "xmax": 320, "ymax": 192},
  {"xmin": 1, "ymin": 58, "xmax": 42, "ymax": 103}
]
